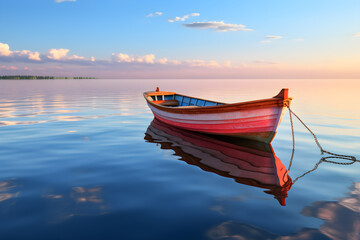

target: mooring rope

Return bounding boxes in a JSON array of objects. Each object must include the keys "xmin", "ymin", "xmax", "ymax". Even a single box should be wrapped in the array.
[
  {"xmin": 283, "ymin": 104, "xmax": 359, "ymax": 183},
  {"xmin": 292, "ymin": 156, "xmax": 358, "ymax": 184}
]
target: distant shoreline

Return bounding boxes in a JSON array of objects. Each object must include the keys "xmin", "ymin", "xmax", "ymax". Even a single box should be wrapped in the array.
[{"xmin": 0, "ymin": 76, "xmax": 96, "ymax": 80}]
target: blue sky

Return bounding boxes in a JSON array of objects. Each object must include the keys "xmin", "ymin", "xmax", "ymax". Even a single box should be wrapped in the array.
[{"xmin": 1, "ymin": 0, "xmax": 359, "ymax": 78}]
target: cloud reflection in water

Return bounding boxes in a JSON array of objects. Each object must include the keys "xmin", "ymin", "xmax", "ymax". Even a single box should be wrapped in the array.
[
  {"xmin": 43, "ymin": 186, "xmax": 107, "ymax": 223},
  {"xmin": 207, "ymin": 182, "xmax": 360, "ymax": 240},
  {"xmin": 0, "ymin": 180, "xmax": 20, "ymax": 206}
]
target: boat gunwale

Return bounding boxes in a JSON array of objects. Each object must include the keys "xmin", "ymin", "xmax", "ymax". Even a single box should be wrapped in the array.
[
  {"xmin": 143, "ymin": 90, "xmax": 292, "ymax": 114},
  {"xmin": 144, "ymin": 91, "xmax": 226, "ymax": 105}
]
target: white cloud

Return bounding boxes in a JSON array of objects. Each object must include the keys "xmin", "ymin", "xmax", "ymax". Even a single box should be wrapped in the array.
[
  {"xmin": 168, "ymin": 13, "xmax": 200, "ymax": 23},
  {"xmin": 354, "ymin": 32, "xmax": 360, "ymax": 37},
  {"xmin": 112, "ymin": 53, "xmax": 134, "ymax": 63},
  {"xmin": 14, "ymin": 50, "xmax": 41, "ymax": 61},
  {"xmin": 223, "ymin": 60, "xmax": 232, "ymax": 68},
  {"xmin": 169, "ymin": 60, "xmax": 181, "ymax": 65},
  {"xmin": 46, "ymin": 49, "xmax": 93, "ymax": 62},
  {"xmin": 261, "ymin": 40, "xmax": 271, "ymax": 44},
  {"xmin": 111, "ymin": 52, "xmax": 223, "ymax": 68},
  {"xmin": 157, "ymin": 58, "xmax": 183, "ymax": 65},
  {"xmin": 28, "ymin": 52, "xmax": 41, "ymax": 61},
  {"xmin": 147, "ymin": 12, "xmax": 163, "ymax": 17},
  {"xmin": 47, "ymin": 48, "xmax": 70, "ymax": 60},
  {"xmin": 261, "ymin": 35, "xmax": 283, "ymax": 43},
  {"xmin": 0, "ymin": 42, "xmax": 94, "ymax": 66},
  {"xmin": 183, "ymin": 21, "xmax": 252, "ymax": 32},
  {"xmin": 55, "ymin": 0, "xmax": 76, "ymax": 3},
  {"xmin": 46, "ymin": 48, "xmax": 91, "ymax": 62},
  {"xmin": 68, "ymin": 54, "xmax": 85, "ymax": 60},
  {"xmin": 0, "ymin": 43, "xmax": 12, "ymax": 56},
  {"xmin": 253, "ymin": 60, "xmax": 279, "ymax": 65},
  {"xmin": 112, "ymin": 53, "xmax": 155, "ymax": 64},
  {"xmin": 265, "ymin": 35, "xmax": 283, "ymax": 39},
  {"xmin": 0, "ymin": 42, "xmax": 231, "ymax": 71},
  {"xmin": 158, "ymin": 58, "xmax": 168, "ymax": 64},
  {"xmin": 0, "ymin": 43, "xmax": 41, "ymax": 61},
  {"xmin": 294, "ymin": 38, "xmax": 305, "ymax": 42},
  {"xmin": 185, "ymin": 59, "xmax": 221, "ymax": 68},
  {"xmin": 137, "ymin": 54, "xmax": 155, "ymax": 64}
]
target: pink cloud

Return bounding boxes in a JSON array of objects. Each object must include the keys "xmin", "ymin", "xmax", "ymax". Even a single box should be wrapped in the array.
[
  {"xmin": 1, "ymin": 42, "xmax": 226, "ymax": 70},
  {"xmin": 158, "ymin": 58, "xmax": 168, "ymax": 64},
  {"xmin": 0, "ymin": 65, "xmax": 18, "ymax": 70},
  {"xmin": 1, "ymin": 42, "xmax": 360, "ymax": 79},
  {"xmin": 186, "ymin": 59, "xmax": 221, "ymax": 68}
]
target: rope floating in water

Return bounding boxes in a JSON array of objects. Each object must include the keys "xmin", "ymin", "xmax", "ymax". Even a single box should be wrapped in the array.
[{"xmin": 284, "ymin": 104, "xmax": 359, "ymax": 183}]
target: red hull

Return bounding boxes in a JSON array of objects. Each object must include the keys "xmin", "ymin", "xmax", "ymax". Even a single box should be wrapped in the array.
[{"xmin": 144, "ymin": 89, "xmax": 292, "ymax": 143}]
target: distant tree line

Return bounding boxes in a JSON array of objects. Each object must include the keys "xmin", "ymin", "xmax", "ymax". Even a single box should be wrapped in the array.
[{"xmin": 0, "ymin": 75, "xmax": 96, "ymax": 80}]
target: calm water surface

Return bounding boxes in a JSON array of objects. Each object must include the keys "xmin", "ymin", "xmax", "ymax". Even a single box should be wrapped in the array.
[{"xmin": 0, "ymin": 79, "xmax": 359, "ymax": 240}]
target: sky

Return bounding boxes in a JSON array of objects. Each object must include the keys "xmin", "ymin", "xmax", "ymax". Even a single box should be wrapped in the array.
[{"xmin": 0, "ymin": 0, "xmax": 360, "ymax": 78}]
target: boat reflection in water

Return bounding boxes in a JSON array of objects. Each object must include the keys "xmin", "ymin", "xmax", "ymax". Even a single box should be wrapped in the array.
[{"xmin": 145, "ymin": 119, "xmax": 293, "ymax": 206}]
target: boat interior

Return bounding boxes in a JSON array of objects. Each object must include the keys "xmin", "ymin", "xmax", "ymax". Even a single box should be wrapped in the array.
[{"xmin": 146, "ymin": 90, "xmax": 224, "ymax": 108}]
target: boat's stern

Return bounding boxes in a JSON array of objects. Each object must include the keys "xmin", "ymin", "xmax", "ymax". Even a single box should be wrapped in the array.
[{"xmin": 144, "ymin": 88, "xmax": 178, "ymax": 106}]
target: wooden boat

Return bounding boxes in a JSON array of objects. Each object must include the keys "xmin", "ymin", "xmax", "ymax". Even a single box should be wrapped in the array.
[
  {"xmin": 145, "ymin": 119, "xmax": 293, "ymax": 206},
  {"xmin": 143, "ymin": 88, "xmax": 292, "ymax": 143}
]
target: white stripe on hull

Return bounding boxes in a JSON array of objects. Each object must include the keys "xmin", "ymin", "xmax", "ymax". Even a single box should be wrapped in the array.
[
  {"xmin": 148, "ymin": 103, "xmax": 281, "ymax": 121},
  {"xmin": 148, "ymin": 104, "xmax": 286, "ymax": 133}
]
